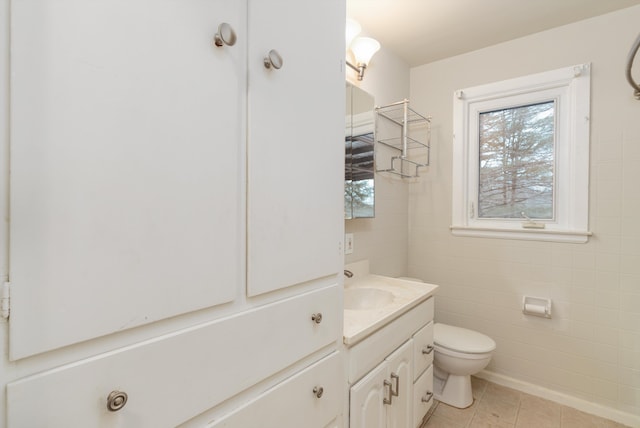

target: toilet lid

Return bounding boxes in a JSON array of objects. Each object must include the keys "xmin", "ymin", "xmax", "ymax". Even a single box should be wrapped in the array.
[{"xmin": 434, "ymin": 323, "xmax": 496, "ymax": 353}]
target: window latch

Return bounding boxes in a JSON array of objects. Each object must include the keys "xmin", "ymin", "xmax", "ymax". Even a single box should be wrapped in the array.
[{"xmin": 521, "ymin": 212, "xmax": 545, "ymax": 229}]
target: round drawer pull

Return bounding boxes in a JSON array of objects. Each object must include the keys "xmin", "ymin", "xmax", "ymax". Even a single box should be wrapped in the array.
[
  {"xmin": 106, "ymin": 390, "xmax": 128, "ymax": 412},
  {"xmin": 313, "ymin": 386, "xmax": 324, "ymax": 398},
  {"xmin": 214, "ymin": 22, "xmax": 237, "ymax": 47},
  {"xmin": 422, "ymin": 344, "xmax": 434, "ymax": 355},
  {"xmin": 263, "ymin": 49, "xmax": 283, "ymax": 70},
  {"xmin": 311, "ymin": 312, "xmax": 323, "ymax": 324}
]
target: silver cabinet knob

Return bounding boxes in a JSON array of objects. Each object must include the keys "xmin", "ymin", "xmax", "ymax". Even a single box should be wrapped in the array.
[
  {"xmin": 214, "ymin": 22, "xmax": 237, "ymax": 47},
  {"xmin": 263, "ymin": 49, "xmax": 283, "ymax": 69},
  {"xmin": 422, "ymin": 344, "xmax": 434, "ymax": 355},
  {"xmin": 421, "ymin": 391, "xmax": 434, "ymax": 403},
  {"xmin": 311, "ymin": 313, "xmax": 322, "ymax": 324},
  {"xmin": 106, "ymin": 390, "xmax": 128, "ymax": 412},
  {"xmin": 313, "ymin": 386, "xmax": 324, "ymax": 398}
]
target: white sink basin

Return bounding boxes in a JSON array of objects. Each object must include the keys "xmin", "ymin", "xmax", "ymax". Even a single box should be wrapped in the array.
[
  {"xmin": 342, "ymin": 260, "xmax": 439, "ymax": 347},
  {"xmin": 344, "ymin": 287, "xmax": 394, "ymax": 310}
]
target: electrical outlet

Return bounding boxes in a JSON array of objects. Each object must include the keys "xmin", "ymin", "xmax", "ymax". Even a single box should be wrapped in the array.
[{"xmin": 345, "ymin": 233, "xmax": 354, "ymax": 254}]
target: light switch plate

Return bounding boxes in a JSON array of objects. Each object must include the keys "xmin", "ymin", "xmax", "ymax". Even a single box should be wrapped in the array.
[{"xmin": 345, "ymin": 233, "xmax": 354, "ymax": 254}]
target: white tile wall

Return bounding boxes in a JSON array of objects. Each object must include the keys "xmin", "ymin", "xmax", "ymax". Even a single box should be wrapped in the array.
[{"xmin": 407, "ymin": 5, "xmax": 640, "ymax": 419}]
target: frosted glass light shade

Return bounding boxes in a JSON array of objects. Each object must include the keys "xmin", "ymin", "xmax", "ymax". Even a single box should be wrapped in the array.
[
  {"xmin": 351, "ymin": 37, "xmax": 380, "ymax": 65},
  {"xmin": 346, "ymin": 19, "xmax": 362, "ymax": 49}
]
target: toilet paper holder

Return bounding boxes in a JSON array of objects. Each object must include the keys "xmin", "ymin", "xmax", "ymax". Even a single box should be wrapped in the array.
[{"xmin": 522, "ymin": 296, "xmax": 551, "ymax": 318}]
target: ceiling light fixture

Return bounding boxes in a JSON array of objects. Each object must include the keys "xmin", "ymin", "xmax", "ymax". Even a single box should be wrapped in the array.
[{"xmin": 346, "ymin": 19, "xmax": 380, "ymax": 81}]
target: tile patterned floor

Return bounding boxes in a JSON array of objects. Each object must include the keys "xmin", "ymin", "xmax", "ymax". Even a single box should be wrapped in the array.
[{"xmin": 419, "ymin": 377, "xmax": 631, "ymax": 428}]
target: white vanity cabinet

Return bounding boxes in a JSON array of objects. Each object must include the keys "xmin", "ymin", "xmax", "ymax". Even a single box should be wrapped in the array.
[
  {"xmin": 348, "ymin": 298, "xmax": 435, "ymax": 428},
  {"xmin": 2, "ymin": 0, "xmax": 344, "ymax": 426}
]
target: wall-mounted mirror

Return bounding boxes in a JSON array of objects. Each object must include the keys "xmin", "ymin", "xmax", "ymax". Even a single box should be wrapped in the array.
[{"xmin": 345, "ymin": 83, "xmax": 375, "ymax": 219}]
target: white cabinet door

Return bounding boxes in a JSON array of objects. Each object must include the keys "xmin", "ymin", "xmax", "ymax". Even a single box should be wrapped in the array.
[
  {"xmin": 350, "ymin": 362, "xmax": 388, "ymax": 428},
  {"xmin": 9, "ymin": 0, "xmax": 246, "ymax": 359},
  {"xmin": 246, "ymin": 0, "xmax": 345, "ymax": 296},
  {"xmin": 350, "ymin": 340, "xmax": 416, "ymax": 428},
  {"xmin": 386, "ymin": 340, "xmax": 413, "ymax": 428}
]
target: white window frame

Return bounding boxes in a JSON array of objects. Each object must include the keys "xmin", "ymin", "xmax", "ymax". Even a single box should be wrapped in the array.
[{"xmin": 451, "ymin": 64, "xmax": 592, "ymax": 243}]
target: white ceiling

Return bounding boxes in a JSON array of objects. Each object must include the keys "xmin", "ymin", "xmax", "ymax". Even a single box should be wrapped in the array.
[{"xmin": 346, "ymin": 0, "xmax": 640, "ymax": 67}]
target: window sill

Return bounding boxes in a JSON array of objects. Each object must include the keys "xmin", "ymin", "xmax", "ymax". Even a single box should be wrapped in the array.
[{"xmin": 450, "ymin": 225, "xmax": 592, "ymax": 243}]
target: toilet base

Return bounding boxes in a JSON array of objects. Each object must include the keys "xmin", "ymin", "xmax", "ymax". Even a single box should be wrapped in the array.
[{"xmin": 433, "ymin": 371, "xmax": 474, "ymax": 409}]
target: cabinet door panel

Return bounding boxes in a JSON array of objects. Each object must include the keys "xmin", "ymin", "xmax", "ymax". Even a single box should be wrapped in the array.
[
  {"xmin": 386, "ymin": 340, "xmax": 413, "ymax": 428},
  {"xmin": 9, "ymin": 0, "xmax": 247, "ymax": 359},
  {"xmin": 246, "ymin": 0, "xmax": 345, "ymax": 296},
  {"xmin": 350, "ymin": 362, "xmax": 387, "ymax": 428}
]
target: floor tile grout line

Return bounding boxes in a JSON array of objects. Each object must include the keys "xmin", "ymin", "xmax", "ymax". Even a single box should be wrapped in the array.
[{"xmin": 513, "ymin": 395, "xmax": 521, "ymax": 428}]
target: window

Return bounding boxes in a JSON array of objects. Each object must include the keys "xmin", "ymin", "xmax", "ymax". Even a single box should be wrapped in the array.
[{"xmin": 451, "ymin": 64, "xmax": 592, "ymax": 243}]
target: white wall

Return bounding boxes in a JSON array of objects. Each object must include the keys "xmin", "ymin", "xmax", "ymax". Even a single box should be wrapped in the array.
[
  {"xmin": 409, "ymin": 5, "xmax": 640, "ymax": 423},
  {"xmin": 345, "ymin": 44, "xmax": 411, "ymax": 277}
]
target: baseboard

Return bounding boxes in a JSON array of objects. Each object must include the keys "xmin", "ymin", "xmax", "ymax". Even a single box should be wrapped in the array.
[{"xmin": 475, "ymin": 370, "xmax": 640, "ymax": 428}]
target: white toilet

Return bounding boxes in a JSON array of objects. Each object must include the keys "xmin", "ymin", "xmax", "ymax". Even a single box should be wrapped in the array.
[{"xmin": 433, "ymin": 323, "xmax": 496, "ymax": 408}]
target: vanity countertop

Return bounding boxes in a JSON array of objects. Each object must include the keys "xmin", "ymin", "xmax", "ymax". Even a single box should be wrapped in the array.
[{"xmin": 343, "ymin": 273, "xmax": 438, "ymax": 347}]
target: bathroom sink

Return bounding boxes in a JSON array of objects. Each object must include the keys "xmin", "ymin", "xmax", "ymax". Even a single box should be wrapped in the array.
[
  {"xmin": 342, "ymin": 260, "xmax": 439, "ymax": 347},
  {"xmin": 344, "ymin": 287, "xmax": 394, "ymax": 310}
]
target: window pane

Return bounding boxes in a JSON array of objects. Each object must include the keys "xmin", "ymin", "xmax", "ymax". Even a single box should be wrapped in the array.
[{"xmin": 478, "ymin": 101, "xmax": 555, "ymax": 219}]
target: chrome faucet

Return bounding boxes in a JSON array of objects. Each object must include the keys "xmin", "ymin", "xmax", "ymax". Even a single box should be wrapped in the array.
[{"xmin": 344, "ymin": 270, "xmax": 353, "ymax": 278}]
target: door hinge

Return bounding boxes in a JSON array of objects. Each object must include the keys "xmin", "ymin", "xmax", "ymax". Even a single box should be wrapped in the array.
[{"xmin": 1, "ymin": 282, "xmax": 10, "ymax": 320}]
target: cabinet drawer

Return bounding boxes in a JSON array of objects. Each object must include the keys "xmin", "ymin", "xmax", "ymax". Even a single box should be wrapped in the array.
[
  {"xmin": 208, "ymin": 352, "xmax": 342, "ymax": 428},
  {"xmin": 7, "ymin": 285, "xmax": 339, "ymax": 428},
  {"xmin": 413, "ymin": 365, "xmax": 434, "ymax": 428},
  {"xmin": 348, "ymin": 297, "xmax": 433, "ymax": 383},
  {"xmin": 413, "ymin": 321, "xmax": 434, "ymax": 380}
]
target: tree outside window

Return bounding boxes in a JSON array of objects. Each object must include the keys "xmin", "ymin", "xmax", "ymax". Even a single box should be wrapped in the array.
[{"xmin": 478, "ymin": 101, "xmax": 555, "ymax": 219}]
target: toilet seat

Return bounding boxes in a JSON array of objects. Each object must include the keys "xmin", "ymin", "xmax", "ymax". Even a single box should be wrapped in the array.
[
  {"xmin": 434, "ymin": 323, "xmax": 496, "ymax": 354},
  {"xmin": 434, "ymin": 344, "xmax": 492, "ymax": 360}
]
